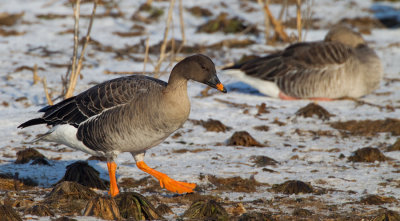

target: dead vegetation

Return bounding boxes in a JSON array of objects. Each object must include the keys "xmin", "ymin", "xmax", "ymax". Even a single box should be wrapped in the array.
[{"xmin": 330, "ymin": 118, "xmax": 400, "ymax": 136}]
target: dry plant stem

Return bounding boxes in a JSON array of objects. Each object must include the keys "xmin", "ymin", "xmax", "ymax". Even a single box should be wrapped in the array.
[
  {"xmin": 143, "ymin": 36, "xmax": 150, "ymax": 74},
  {"xmin": 154, "ymin": 0, "xmax": 176, "ymax": 77},
  {"xmin": 257, "ymin": 0, "xmax": 271, "ymax": 44},
  {"xmin": 296, "ymin": 0, "xmax": 302, "ymax": 41},
  {"xmin": 64, "ymin": 0, "xmax": 97, "ymax": 99},
  {"xmin": 176, "ymin": 0, "xmax": 186, "ymax": 54},
  {"xmin": 42, "ymin": 77, "xmax": 53, "ymax": 105},
  {"xmin": 65, "ymin": 0, "xmax": 80, "ymax": 99},
  {"xmin": 263, "ymin": 3, "xmax": 289, "ymax": 42},
  {"xmin": 32, "ymin": 64, "xmax": 40, "ymax": 85}
]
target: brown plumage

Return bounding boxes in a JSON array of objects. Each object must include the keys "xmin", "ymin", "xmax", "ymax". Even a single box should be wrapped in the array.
[
  {"xmin": 19, "ymin": 54, "xmax": 227, "ymax": 196},
  {"xmin": 223, "ymin": 26, "xmax": 383, "ymax": 100}
]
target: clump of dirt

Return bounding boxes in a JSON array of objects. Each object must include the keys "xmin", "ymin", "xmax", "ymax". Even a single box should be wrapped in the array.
[
  {"xmin": 330, "ymin": 118, "xmax": 400, "ymax": 136},
  {"xmin": 182, "ymin": 199, "xmax": 228, "ymax": 220},
  {"xmin": 387, "ymin": 138, "xmax": 400, "ymax": 152},
  {"xmin": 250, "ymin": 155, "xmax": 278, "ymax": 167},
  {"xmin": 31, "ymin": 158, "xmax": 50, "ymax": 166},
  {"xmin": 83, "ymin": 196, "xmax": 121, "ymax": 220},
  {"xmin": 56, "ymin": 161, "xmax": 108, "ymax": 190},
  {"xmin": 339, "ymin": 17, "xmax": 385, "ymax": 33},
  {"xmin": 253, "ymin": 125, "xmax": 270, "ymax": 131},
  {"xmin": 131, "ymin": 3, "xmax": 164, "ymax": 24},
  {"xmin": 348, "ymin": 147, "xmax": 387, "ymax": 162},
  {"xmin": 227, "ymin": 131, "xmax": 264, "ymax": 147},
  {"xmin": 15, "ymin": 148, "xmax": 46, "ymax": 164},
  {"xmin": 226, "ymin": 203, "xmax": 246, "ymax": 216},
  {"xmin": 191, "ymin": 119, "xmax": 231, "ymax": 132},
  {"xmin": 295, "ymin": 103, "xmax": 334, "ymax": 121},
  {"xmin": 271, "ymin": 180, "xmax": 313, "ymax": 194},
  {"xmin": 186, "ymin": 6, "xmax": 213, "ymax": 17},
  {"xmin": 256, "ymin": 103, "xmax": 270, "ymax": 115},
  {"xmin": 115, "ymin": 192, "xmax": 164, "ymax": 220},
  {"xmin": 197, "ymin": 12, "xmax": 258, "ymax": 35},
  {"xmin": 0, "ymin": 173, "xmax": 38, "ymax": 190},
  {"xmin": 25, "ymin": 204, "xmax": 54, "ymax": 217},
  {"xmin": 360, "ymin": 194, "xmax": 398, "ymax": 205},
  {"xmin": 0, "ymin": 12, "xmax": 24, "ymax": 26},
  {"xmin": 236, "ymin": 212, "xmax": 273, "ymax": 221},
  {"xmin": 0, "ymin": 204, "xmax": 22, "ymax": 221},
  {"xmin": 156, "ymin": 203, "xmax": 173, "ymax": 216},
  {"xmin": 119, "ymin": 177, "xmax": 159, "ymax": 192},
  {"xmin": 208, "ymin": 175, "xmax": 261, "ymax": 192},
  {"xmin": 44, "ymin": 181, "xmax": 98, "ymax": 215},
  {"xmin": 284, "ymin": 17, "xmax": 321, "ymax": 29},
  {"xmin": 293, "ymin": 208, "xmax": 313, "ymax": 217},
  {"xmin": 373, "ymin": 209, "xmax": 400, "ymax": 221},
  {"xmin": 87, "ymin": 155, "xmax": 107, "ymax": 161}
]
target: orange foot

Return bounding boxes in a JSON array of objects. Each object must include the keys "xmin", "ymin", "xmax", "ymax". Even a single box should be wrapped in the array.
[
  {"xmin": 107, "ymin": 161, "xmax": 120, "ymax": 197},
  {"xmin": 136, "ymin": 161, "xmax": 196, "ymax": 194}
]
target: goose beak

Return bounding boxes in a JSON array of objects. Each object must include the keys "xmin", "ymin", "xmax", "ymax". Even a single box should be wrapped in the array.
[
  {"xmin": 206, "ymin": 75, "xmax": 227, "ymax": 93},
  {"xmin": 216, "ymin": 83, "xmax": 227, "ymax": 93}
]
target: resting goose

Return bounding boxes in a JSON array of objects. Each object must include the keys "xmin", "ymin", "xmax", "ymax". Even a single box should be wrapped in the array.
[
  {"xmin": 19, "ymin": 54, "xmax": 227, "ymax": 196},
  {"xmin": 223, "ymin": 26, "xmax": 383, "ymax": 100}
]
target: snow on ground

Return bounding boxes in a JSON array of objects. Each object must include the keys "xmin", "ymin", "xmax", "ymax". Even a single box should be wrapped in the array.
[{"xmin": 0, "ymin": 0, "xmax": 400, "ymax": 220}]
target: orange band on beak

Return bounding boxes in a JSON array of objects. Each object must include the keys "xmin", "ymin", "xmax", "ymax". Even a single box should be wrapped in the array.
[{"xmin": 216, "ymin": 83, "xmax": 225, "ymax": 92}]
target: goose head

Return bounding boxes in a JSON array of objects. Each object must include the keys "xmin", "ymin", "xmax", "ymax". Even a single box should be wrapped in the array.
[
  {"xmin": 170, "ymin": 54, "xmax": 227, "ymax": 93},
  {"xmin": 324, "ymin": 26, "xmax": 365, "ymax": 48}
]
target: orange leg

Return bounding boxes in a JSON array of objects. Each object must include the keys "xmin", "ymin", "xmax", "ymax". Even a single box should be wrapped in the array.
[
  {"xmin": 278, "ymin": 92, "xmax": 300, "ymax": 100},
  {"xmin": 279, "ymin": 92, "xmax": 334, "ymax": 101},
  {"xmin": 136, "ymin": 161, "xmax": 196, "ymax": 194},
  {"xmin": 107, "ymin": 161, "xmax": 120, "ymax": 197}
]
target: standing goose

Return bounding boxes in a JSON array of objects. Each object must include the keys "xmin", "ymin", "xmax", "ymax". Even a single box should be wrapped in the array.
[
  {"xmin": 223, "ymin": 26, "xmax": 383, "ymax": 100},
  {"xmin": 19, "ymin": 54, "xmax": 227, "ymax": 196}
]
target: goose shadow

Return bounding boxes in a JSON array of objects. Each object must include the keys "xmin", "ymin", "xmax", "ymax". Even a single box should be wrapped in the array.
[
  {"xmin": 0, "ymin": 158, "xmax": 111, "ymax": 188},
  {"xmin": 226, "ymin": 82, "xmax": 267, "ymax": 97}
]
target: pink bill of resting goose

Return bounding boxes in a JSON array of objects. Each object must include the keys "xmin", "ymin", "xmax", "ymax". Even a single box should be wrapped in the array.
[
  {"xmin": 223, "ymin": 26, "xmax": 383, "ymax": 101},
  {"xmin": 18, "ymin": 54, "xmax": 227, "ymax": 197}
]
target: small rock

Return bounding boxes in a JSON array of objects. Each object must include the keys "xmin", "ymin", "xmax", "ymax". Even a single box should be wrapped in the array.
[
  {"xmin": 387, "ymin": 138, "xmax": 400, "ymax": 152},
  {"xmin": 83, "ymin": 196, "xmax": 121, "ymax": 220},
  {"xmin": 0, "ymin": 204, "xmax": 22, "ymax": 221},
  {"xmin": 293, "ymin": 208, "xmax": 313, "ymax": 216},
  {"xmin": 295, "ymin": 103, "xmax": 334, "ymax": 121},
  {"xmin": 25, "ymin": 204, "xmax": 54, "ymax": 217},
  {"xmin": 360, "ymin": 194, "xmax": 398, "ymax": 205},
  {"xmin": 348, "ymin": 147, "xmax": 387, "ymax": 162},
  {"xmin": 15, "ymin": 148, "xmax": 46, "ymax": 164},
  {"xmin": 56, "ymin": 161, "xmax": 108, "ymax": 190},
  {"xmin": 115, "ymin": 192, "xmax": 164, "ymax": 220},
  {"xmin": 182, "ymin": 200, "xmax": 229, "ymax": 220},
  {"xmin": 228, "ymin": 131, "xmax": 264, "ymax": 147},
  {"xmin": 272, "ymin": 180, "xmax": 313, "ymax": 194},
  {"xmin": 250, "ymin": 155, "xmax": 278, "ymax": 167}
]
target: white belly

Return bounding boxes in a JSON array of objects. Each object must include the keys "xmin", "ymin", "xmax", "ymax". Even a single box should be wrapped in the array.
[{"xmin": 43, "ymin": 124, "xmax": 113, "ymax": 157}]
